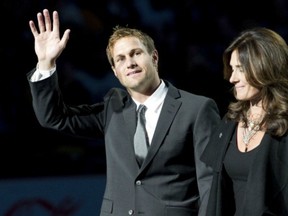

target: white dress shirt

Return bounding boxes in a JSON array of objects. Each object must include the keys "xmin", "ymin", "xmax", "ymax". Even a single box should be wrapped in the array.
[{"xmin": 133, "ymin": 80, "xmax": 168, "ymax": 144}]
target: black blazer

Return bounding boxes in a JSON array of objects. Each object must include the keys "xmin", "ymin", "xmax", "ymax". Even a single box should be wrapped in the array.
[
  {"xmin": 27, "ymin": 69, "xmax": 220, "ymax": 216},
  {"xmin": 201, "ymin": 116, "xmax": 288, "ymax": 216}
]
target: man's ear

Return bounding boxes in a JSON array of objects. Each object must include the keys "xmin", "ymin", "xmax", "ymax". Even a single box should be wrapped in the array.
[
  {"xmin": 152, "ymin": 50, "xmax": 159, "ymax": 65},
  {"xmin": 112, "ymin": 67, "xmax": 118, "ymax": 77}
]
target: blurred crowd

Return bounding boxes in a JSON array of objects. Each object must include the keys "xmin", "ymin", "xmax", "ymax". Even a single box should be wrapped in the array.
[{"xmin": 1, "ymin": 0, "xmax": 288, "ymax": 178}]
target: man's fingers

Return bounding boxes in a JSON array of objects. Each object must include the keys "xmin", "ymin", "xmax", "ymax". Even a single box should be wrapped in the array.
[
  {"xmin": 43, "ymin": 9, "xmax": 52, "ymax": 32},
  {"xmin": 36, "ymin": 11, "xmax": 46, "ymax": 33},
  {"xmin": 29, "ymin": 9, "xmax": 58, "ymax": 37},
  {"xmin": 60, "ymin": 29, "xmax": 71, "ymax": 48},
  {"xmin": 29, "ymin": 20, "xmax": 39, "ymax": 37},
  {"xmin": 52, "ymin": 10, "xmax": 60, "ymax": 35}
]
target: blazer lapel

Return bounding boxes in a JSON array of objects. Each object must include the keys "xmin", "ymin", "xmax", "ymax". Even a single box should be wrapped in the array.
[
  {"xmin": 142, "ymin": 82, "xmax": 182, "ymax": 168},
  {"xmin": 122, "ymin": 98, "xmax": 139, "ymax": 167},
  {"xmin": 123, "ymin": 99, "xmax": 137, "ymax": 139},
  {"xmin": 202, "ymin": 118, "xmax": 237, "ymax": 171}
]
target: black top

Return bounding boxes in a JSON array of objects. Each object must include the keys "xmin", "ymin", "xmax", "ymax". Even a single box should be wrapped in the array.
[
  {"xmin": 201, "ymin": 117, "xmax": 288, "ymax": 215},
  {"xmin": 223, "ymin": 129, "xmax": 262, "ymax": 216}
]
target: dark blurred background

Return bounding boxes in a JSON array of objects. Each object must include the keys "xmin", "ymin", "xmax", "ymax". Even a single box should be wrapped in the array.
[{"xmin": 1, "ymin": 0, "xmax": 288, "ymax": 179}]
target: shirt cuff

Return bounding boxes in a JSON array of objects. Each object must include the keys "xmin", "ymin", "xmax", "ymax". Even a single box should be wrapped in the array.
[{"xmin": 30, "ymin": 65, "xmax": 56, "ymax": 82}]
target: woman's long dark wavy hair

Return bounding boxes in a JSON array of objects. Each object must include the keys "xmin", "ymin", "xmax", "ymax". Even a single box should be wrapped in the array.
[{"xmin": 223, "ymin": 27, "xmax": 288, "ymax": 136}]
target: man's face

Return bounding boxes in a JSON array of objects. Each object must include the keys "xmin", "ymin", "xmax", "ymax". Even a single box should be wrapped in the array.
[{"xmin": 111, "ymin": 36, "xmax": 159, "ymax": 93}]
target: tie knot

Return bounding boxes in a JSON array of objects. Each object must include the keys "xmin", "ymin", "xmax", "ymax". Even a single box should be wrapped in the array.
[{"xmin": 138, "ymin": 104, "xmax": 147, "ymax": 115}]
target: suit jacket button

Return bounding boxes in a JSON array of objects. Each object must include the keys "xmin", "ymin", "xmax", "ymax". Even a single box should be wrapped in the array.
[
  {"xmin": 128, "ymin": 209, "xmax": 134, "ymax": 215},
  {"xmin": 136, "ymin": 180, "xmax": 142, "ymax": 185}
]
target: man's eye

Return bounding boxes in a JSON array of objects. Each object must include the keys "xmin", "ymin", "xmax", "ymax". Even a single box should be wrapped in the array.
[{"xmin": 116, "ymin": 58, "xmax": 123, "ymax": 62}]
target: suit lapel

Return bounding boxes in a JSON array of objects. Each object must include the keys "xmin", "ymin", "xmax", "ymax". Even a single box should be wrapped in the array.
[
  {"xmin": 141, "ymin": 82, "xmax": 182, "ymax": 168},
  {"xmin": 123, "ymin": 99, "xmax": 137, "ymax": 145},
  {"xmin": 201, "ymin": 118, "xmax": 237, "ymax": 171}
]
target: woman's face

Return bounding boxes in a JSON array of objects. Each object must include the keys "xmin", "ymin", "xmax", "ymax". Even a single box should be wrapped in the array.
[{"xmin": 229, "ymin": 50, "xmax": 260, "ymax": 101}]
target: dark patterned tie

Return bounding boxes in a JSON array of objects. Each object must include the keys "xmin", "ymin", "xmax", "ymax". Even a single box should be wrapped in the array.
[{"xmin": 134, "ymin": 104, "xmax": 149, "ymax": 166}]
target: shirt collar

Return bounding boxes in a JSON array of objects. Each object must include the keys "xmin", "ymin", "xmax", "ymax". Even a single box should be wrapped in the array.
[{"xmin": 136, "ymin": 80, "xmax": 168, "ymax": 112}]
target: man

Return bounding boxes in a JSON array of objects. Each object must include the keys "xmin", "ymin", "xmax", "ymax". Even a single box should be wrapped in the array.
[{"xmin": 27, "ymin": 9, "xmax": 220, "ymax": 216}]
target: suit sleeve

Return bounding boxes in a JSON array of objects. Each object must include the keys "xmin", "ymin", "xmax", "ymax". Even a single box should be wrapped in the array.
[
  {"xmin": 193, "ymin": 98, "xmax": 220, "ymax": 216},
  {"xmin": 26, "ymin": 69, "xmax": 105, "ymax": 138}
]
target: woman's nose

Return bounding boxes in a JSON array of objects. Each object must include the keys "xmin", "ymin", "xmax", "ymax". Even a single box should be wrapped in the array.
[{"xmin": 229, "ymin": 71, "xmax": 237, "ymax": 83}]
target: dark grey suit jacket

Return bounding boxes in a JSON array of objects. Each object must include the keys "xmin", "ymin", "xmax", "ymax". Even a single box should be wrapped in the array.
[
  {"xmin": 27, "ymin": 69, "xmax": 220, "ymax": 216},
  {"xmin": 201, "ymin": 116, "xmax": 288, "ymax": 216}
]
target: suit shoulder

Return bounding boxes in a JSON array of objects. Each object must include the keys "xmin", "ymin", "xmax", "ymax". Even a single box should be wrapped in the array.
[
  {"xmin": 178, "ymin": 88, "xmax": 216, "ymax": 104},
  {"xmin": 165, "ymin": 80, "xmax": 213, "ymax": 101},
  {"xmin": 104, "ymin": 87, "xmax": 128, "ymax": 100}
]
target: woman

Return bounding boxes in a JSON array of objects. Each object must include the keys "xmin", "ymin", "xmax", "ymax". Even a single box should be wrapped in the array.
[{"xmin": 201, "ymin": 27, "xmax": 288, "ymax": 215}]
